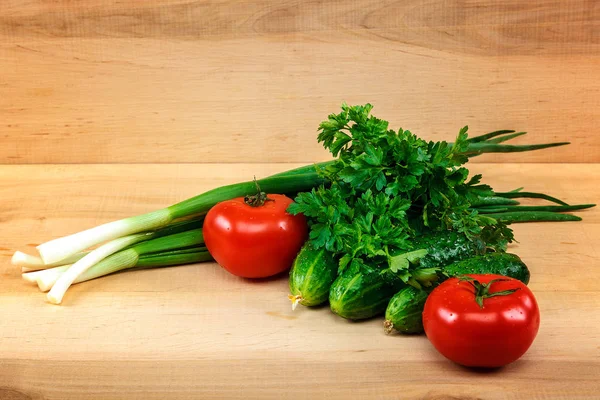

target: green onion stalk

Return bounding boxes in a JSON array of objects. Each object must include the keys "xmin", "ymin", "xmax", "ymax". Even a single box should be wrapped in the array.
[
  {"xmin": 14, "ymin": 250, "xmax": 88, "ymax": 272},
  {"xmin": 41, "ymin": 227, "xmax": 206, "ymax": 303},
  {"xmin": 31, "ymin": 219, "xmax": 202, "ymax": 303},
  {"xmin": 24, "ymin": 249, "xmax": 213, "ymax": 293}
]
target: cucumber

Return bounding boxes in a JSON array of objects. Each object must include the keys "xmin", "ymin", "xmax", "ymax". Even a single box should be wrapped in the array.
[
  {"xmin": 396, "ymin": 230, "xmax": 486, "ymax": 271},
  {"xmin": 383, "ymin": 286, "xmax": 428, "ymax": 334},
  {"xmin": 288, "ymin": 241, "xmax": 338, "ymax": 309},
  {"xmin": 384, "ymin": 252, "xmax": 531, "ymax": 334},
  {"xmin": 442, "ymin": 252, "xmax": 530, "ymax": 284},
  {"xmin": 329, "ymin": 265, "xmax": 399, "ymax": 320},
  {"xmin": 329, "ymin": 230, "xmax": 484, "ymax": 321}
]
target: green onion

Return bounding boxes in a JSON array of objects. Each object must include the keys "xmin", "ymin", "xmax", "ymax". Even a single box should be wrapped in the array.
[
  {"xmin": 44, "ymin": 228, "xmax": 206, "ymax": 302},
  {"xmin": 16, "ymin": 218, "xmax": 203, "ymax": 273},
  {"xmin": 487, "ymin": 211, "xmax": 583, "ymax": 223},
  {"xmin": 139, "ymin": 247, "xmax": 205, "ymax": 258},
  {"xmin": 488, "ymin": 132, "xmax": 527, "ymax": 144},
  {"xmin": 494, "ymin": 191, "xmax": 570, "ymax": 206},
  {"xmin": 30, "ymin": 248, "xmax": 210, "ymax": 293},
  {"xmin": 47, "ymin": 232, "xmax": 154, "ymax": 304},
  {"xmin": 477, "ymin": 204, "xmax": 595, "ymax": 214},
  {"xmin": 267, "ymin": 162, "xmax": 330, "ymax": 178},
  {"xmin": 136, "ymin": 249, "xmax": 213, "ymax": 268},
  {"xmin": 35, "ymin": 173, "xmax": 324, "ymax": 265},
  {"xmin": 22, "ymin": 264, "xmax": 72, "ymax": 285},
  {"xmin": 471, "ymin": 196, "xmax": 520, "ymax": 207},
  {"xmin": 42, "ymin": 218, "xmax": 206, "ymax": 303},
  {"xmin": 12, "ymin": 250, "xmax": 88, "ymax": 271},
  {"xmin": 464, "ymin": 141, "xmax": 570, "ymax": 157},
  {"xmin": 466, "ymin": 130, "xmax": 518, "ymax": 143}
]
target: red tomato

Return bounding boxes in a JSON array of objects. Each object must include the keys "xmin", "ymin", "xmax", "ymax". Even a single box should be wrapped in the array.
[
  {"xmin": 422, "ymin": 274, "xmax": 540, "ymax": 368},
  {"xmin": 202, "ymin": 194, "xmax": 308, "ymax": 279}
]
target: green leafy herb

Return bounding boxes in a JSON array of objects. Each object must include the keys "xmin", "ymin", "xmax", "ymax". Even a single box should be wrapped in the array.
[
  {"xmin": 389, "ymin": 249, "xmax": 429, "ymax": 273},
  {"xmin": 289, "ymin": 103, "xmax": 515, "ymax": 283}
]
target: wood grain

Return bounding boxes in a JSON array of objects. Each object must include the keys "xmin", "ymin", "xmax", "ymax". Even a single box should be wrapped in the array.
[
  {"xmin": 1, "ymin": 1, "xmax": 599, "ymax": 164},
  {"xmin": 1, "ymin": 163, "xmax": 598, "ymax": 399},
  {"xmin": 1, "ymin": 0, "xmax": 598, "ymax": 51}
]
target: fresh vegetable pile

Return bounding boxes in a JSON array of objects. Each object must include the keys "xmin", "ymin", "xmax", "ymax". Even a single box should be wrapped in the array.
[{"xmin": 14, "ymin": 104, "xmax": 594, "ymax": 367}]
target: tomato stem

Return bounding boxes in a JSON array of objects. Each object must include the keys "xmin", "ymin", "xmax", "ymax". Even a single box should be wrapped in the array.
[
  {"xmin": 459, "ymin": 276, "xmax": 520, "ymax": 308},
  {"xmin": 244, "ymin": 177, "xmax": 274, "ymax": 207}
]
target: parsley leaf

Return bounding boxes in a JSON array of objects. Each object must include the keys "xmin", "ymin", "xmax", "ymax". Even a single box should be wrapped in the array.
[{"xmin": 389, "ymin": 249, "xmax": 429, "ymax": 273}]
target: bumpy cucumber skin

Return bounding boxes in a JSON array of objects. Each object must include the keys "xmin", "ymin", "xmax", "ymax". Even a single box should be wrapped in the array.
[
  {"xmin": 329, "ymin": 267, "xmax": 398, "ymax": 320},
  {"xmin": 289, "ymin": 242, "xmax": 338, "ymax": 307},
  {"xmin": 329, "ymin": 231, "xmax": 483, "ymax": 321},
  {"xmin": 384, "ymin": 286, "xmax": 428, "ymax": 334},
  {"xmin": 442, "ymin": 252, "xmax": 530, "ymax": 285},
  {"xmin": 385, "ymin": 252, "xmax": 531, "ymax": 334},
  {"xmin": 406, "ymin": 231, "xmax": 485, "ymax": 270}
]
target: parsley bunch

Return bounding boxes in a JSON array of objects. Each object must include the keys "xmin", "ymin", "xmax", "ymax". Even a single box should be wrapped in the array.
[{"xmin": 288, "ymin": 104, "xmax": 513, "ymax": 276}]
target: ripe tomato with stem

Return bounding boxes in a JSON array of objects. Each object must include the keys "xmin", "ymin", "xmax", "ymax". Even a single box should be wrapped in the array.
[
  {"xmin": 423, "ymin": 274, "xmax": 540, "ymax": 368},
  {"xmin": 203, "ymin": 180, "xmax": 308, "ymax": 279}
]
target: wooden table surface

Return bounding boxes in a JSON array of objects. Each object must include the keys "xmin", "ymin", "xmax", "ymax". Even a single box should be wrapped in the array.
[
  {"xmin": 2, "ymin": 1, "xmax": 599, "ymax": 398},
  {"xmin": 1, "ymin": 163, "xmax": 599, "ymax": 400}
]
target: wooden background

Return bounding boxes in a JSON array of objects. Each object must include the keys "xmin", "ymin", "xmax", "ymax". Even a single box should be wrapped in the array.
[
  {"xmin": 1, "ymin": 0, "xmax": 599, "ymax": 164},
  {"xmin": 1, "ymin": 1, "xmax": 600, "ymax": 400}
]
